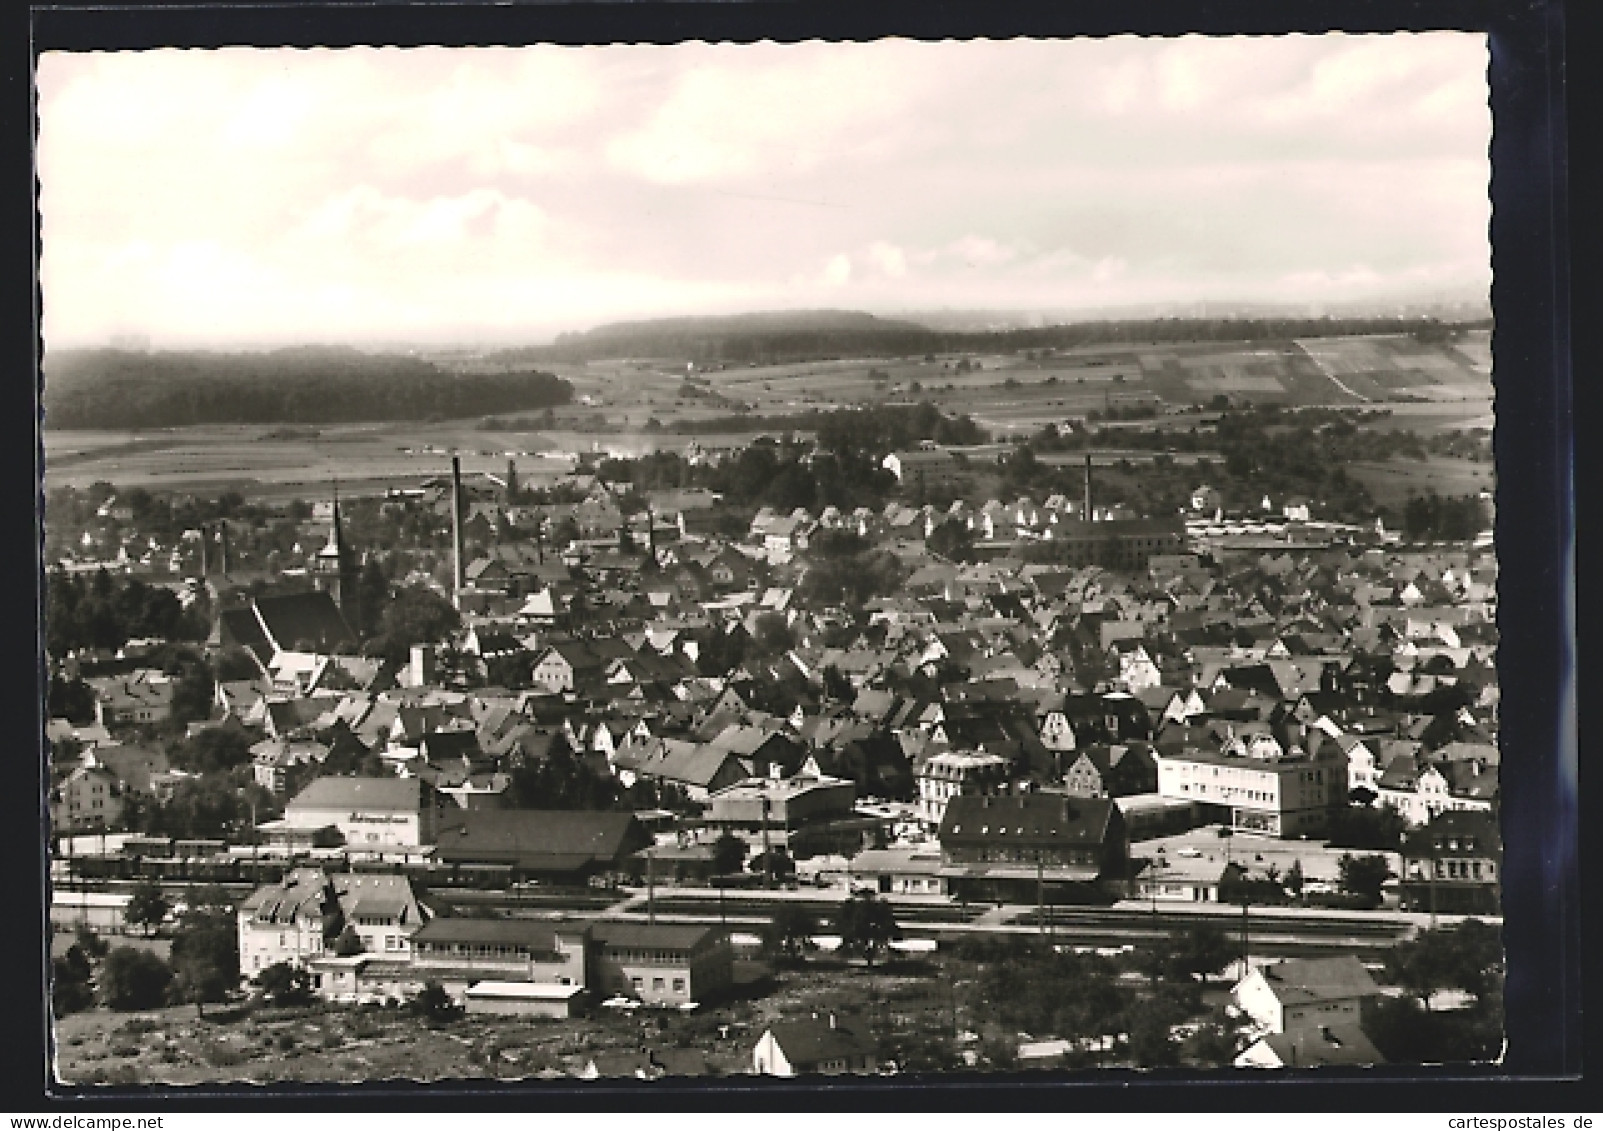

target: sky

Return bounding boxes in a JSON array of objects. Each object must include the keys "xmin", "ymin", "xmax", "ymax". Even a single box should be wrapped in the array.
[{"xmin": 36, "ymin": 34, "xmax": 1491, "ymax": 350}]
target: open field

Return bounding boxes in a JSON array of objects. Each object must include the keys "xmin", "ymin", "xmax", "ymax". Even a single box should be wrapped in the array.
[
  {"xmin": 41, "ymin": 420, "xmax": 760, "ymax": 500},
  {"xmin": 1346, "ymin": 458, "xmax": 1494, "ymax": 507},
  {"xmin": 41, "ymin": 331, "xmax": 1494, "ymax": 503}
]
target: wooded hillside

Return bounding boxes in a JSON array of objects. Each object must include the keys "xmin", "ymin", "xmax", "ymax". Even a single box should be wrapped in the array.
[{"xmin": 42, "ymin": 346, "xmax": 572, "ymax": 429}]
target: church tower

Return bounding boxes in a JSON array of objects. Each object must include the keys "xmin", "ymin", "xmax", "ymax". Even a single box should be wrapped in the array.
[{"xmin": 314, "ymin": 484, "xmax": 360, "ymax": 618}]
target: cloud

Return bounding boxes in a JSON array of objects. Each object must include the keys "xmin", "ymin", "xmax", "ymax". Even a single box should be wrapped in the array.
[
  {"xmin": 35, "ymin": 35, "xmax": 1490, "ymax": 347},
  {"xmin": 867, "ymin": 242, "xmax": 908, "ymax": 279}
]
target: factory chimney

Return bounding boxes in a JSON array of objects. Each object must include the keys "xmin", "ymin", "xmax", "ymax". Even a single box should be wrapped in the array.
[
  {"xmin": 505, "ymin": 458, "xmax": 517, "ymax": 503},
  {"xmin": 199, "ymin": 523, "xmax": 209, "ymax": 577},
  {"xmin": 218, "ymin": 520, "xmax": 230, "ymax": 575},
  {"xmin": 1083, "ymin": 452, "xmax": 1094, "ymax": 523},
  {"xmin": 647, "ymin": 507, "xmax": 657, "ymax": 563},
  {"xmin": 451, "ymin": 456, "xmax": 465, "ymax": 609}
]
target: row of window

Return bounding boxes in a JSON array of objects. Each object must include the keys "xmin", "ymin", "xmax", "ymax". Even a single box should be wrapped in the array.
[
  {"xmin": 419, "ymin": 942, "xmax": 534, "ymax": 959},
  {"xmin": 629, "ymin": 975, "xmax": 688, "ymax": 995},
  {"xmin": 609, "ymin": 949, "xmax": 693, "ymax": 965},
  {"xmin": 956, "ymin": 847, "xmax": 1093, "ymax": 864},
  {"xmin": 1432, "ymin": 859, "xmax": 1491, "ymax": 880}
]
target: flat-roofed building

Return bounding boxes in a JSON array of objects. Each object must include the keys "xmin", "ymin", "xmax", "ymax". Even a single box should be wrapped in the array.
[
  {"xmin": 1035, "ymin": 517, "xmax": 1187, "ymax": 571},
  {"xmin": 1154, "ymin": 743, "xmax": 1346, "ymax": 838},
  {"xmin": 591, "ymin": 921, "xmax": 733, "ymax": 1006},
  {"xmin": 882, "ymin": 448, "xmax": 966, "ymax": 492},
  {"xmin": 705, "ymin": 773, "xmax": 856, "ymax": 837}
]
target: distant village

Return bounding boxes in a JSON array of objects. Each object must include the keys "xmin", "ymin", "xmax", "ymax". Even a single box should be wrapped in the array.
[{"xmin": 46, "ymin": 431, "xmax": 1501, "ymax": 1077}]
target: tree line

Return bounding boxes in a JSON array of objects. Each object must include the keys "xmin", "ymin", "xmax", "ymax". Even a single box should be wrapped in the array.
[
  {"xmin": 490, "ymin": 310, "xmax": 1488, "ymax": 367},
  {"xmin": 46, "ymin": 569, "xmax": 210, "ymax": 659},
  {"xmin": 43, "ymin": 346, "xmax": 572, "ymax": 429}
]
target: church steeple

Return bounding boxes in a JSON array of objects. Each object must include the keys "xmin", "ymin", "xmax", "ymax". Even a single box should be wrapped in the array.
[{"xmin": 316, "ymin": 481, "xmax": 360, "ymax": 617}]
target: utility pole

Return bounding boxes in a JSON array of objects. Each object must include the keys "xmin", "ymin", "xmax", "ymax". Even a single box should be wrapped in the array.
[
  {"xmin": 761, "ymin": 795, "xmax": 773, "ymax": 889},
  {"xmin": 1037, "ymin": 856, "xmax": 1045, "ymax": 937},
  {"xmin": 1240, "ymin": 899, "xmax": 1250, "ymax": 975},
  {"xmin": 1428, "ymin": 838, "xmax": 1439, "ymax": 929}
]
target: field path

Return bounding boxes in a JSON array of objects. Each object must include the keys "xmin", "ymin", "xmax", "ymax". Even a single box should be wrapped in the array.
[{"xmin": 1292, "ymin": 341, "xmax": 1371, "ymax": 403}]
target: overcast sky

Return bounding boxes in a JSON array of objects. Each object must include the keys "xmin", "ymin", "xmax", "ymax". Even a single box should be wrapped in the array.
[{"xmin": 37, "ymin": 34, "xmax": 1490, "ymax": 349}]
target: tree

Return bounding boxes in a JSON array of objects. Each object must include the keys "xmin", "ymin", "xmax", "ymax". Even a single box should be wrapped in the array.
[
  {"xmin": 138, "ymin": 776, "xmax": 245, "ymax": 840},
  {"xmin": 74, "ymin": 925, "xmax": 109, "ymax": 962},
  {"xmin": 412, "ymin": 980, "xmax": 459, "ymax": 1022},
  {"xmin": 168, "ymin": 661, "xmax": 215, "ymax": 728},
  {"xmin": 1338, "ymin": 853, "xmax": 1393, "ymax": 908},
  {"xmin": 354, "ymin": 557, "xmax": 390, "ymax": 637},
  {"xmin": 124, "ymin": 880, "xmax": 170, "ymax": 936},
  {"xmin": 1182, "ymin": 1018, "xmax": 1242, "ymax": 1067},
  {"xmin": 1172, "ymin": 923, "xmax": 1235, "ymax": 981},
  {"xmin": 99, "ymin": 947, "xmax": 173, "ymax": 1011},
  {"xmin": 483, "ymin": 651, "xmax": 533, "ymax": 691},
  {"xmin": 750, "ymin": 847, "xmax": 796, "ymax": 884},
  {"xmin": 374, "ymin": 585, "xmax": 461, "ymax": 664},
  {"xmin": 762, "ymin": 904, "xmax": 818, "ymax": 962},
  {"xmin": 169, "ymin": 906, "xmax": 241, "ymax": 1011},
  {"xmin": 926, "ymin": 518, "xmax": 975, "ymax": 563},
  {"xmin": 710, "ymin": 832, "xmax": 749, "ymax": 879},
  {"xmin": 821, "ymin": 664, "xmax": 854, "ymax": 701},
  {"xmin": 835, "ymin": 890, "xmax": 900, "ymax": 966},
  {"xmin": 254, "ymin": 961, "xmax": 314, "ymax": 1006},
  {"xmin": 1387, "ymin": 920, "xmax": 1503, "ymax": 1010},
  {"xmin": 171, "ymin": 725, "xmax": 253, "ymax": 775},
  {"xmin": 212, "ymin": 645, "xmax": 265, "ymax": 682},
  {"xmin": 1125, "ymin": 1007, "xmax": 1181, "ymax": 1067},
  {"xmin": 52, "ymin": 949, "xmax": 96, "ymax": 1016},
  {"xmin": 1284, "ymin": 859, "xmax": 1305, "ymax": 900},
  {"xmin": 1385, "ymin": 932, "xmax": 1456, "ymax": 1010},
  {"xmin": 1326, "ymin": 803, "xmax": 1408, "ymax": 851},
  {"xmin": 751, "ymin": 612, "xmax": 796, "ymax": 658},
  {"xmin": 47, "ymin": 676, "xmax": 97, "ymax": 725}
]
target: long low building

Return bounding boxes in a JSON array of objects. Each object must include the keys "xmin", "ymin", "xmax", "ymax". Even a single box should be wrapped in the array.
[
  {"xmin": 431, "ymin": 809, "xmax": 652, "ymax": 883},
  {"xmin": 306, "ymin": 913, "xmax": 732, "ymax": 1017},
  {"xmin": 937, "ymin": 792, "xmax": 1129, "ymax": 904},
  {"xmin": 704, "ymin": 773, "xmax": 856, "ymax": 839},
  {"xmin": 280, "ymin": 776, "xmax": 446, "ymax": 851}
]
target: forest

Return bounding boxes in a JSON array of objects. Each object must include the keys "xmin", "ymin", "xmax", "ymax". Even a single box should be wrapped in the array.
[
  {"xmin": 42, "ymin": 346, "xmax": 572, "ymax": 428},
  {"xmin": 490, "ymin": 309, "xmax": 1489, "ymax": 367}
]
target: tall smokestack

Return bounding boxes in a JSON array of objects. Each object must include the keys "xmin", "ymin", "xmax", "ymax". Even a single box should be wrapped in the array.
[
  {"xmin": 451, "ymin": 456, "xmax": 464, "ymax": 609},
  {"xmin": 647, "ymin": 507, "xmax": 657, "ymax": 562},
  {"xmin": 1083, "ymin": 453, "xmax": 1094, "ymax": 523},
  {"xmin": 505, "ymin": 458, "xmax": 517, "ymax": 503},
  {"xmin": 199, "ymin": 523, "xmax": 209, "ymax": 577},
  {"xmin": 219, "ymin": 521, "xmax": 230, "ymax": 575}
]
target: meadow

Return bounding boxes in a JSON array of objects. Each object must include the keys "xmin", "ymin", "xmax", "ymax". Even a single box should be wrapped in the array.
[{"xmin": 41, "ymin": 332, "xmax": 1492, "ymax": 503}]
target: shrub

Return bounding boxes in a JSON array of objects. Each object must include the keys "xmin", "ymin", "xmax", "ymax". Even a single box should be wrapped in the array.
[
  {"xmin": 98, "ymin": 947, "xmax": 173, "ymax": 1011},
  {"xmin": 202, "ymin": 1042, "xmax": 245, "ymax": 1067}
]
